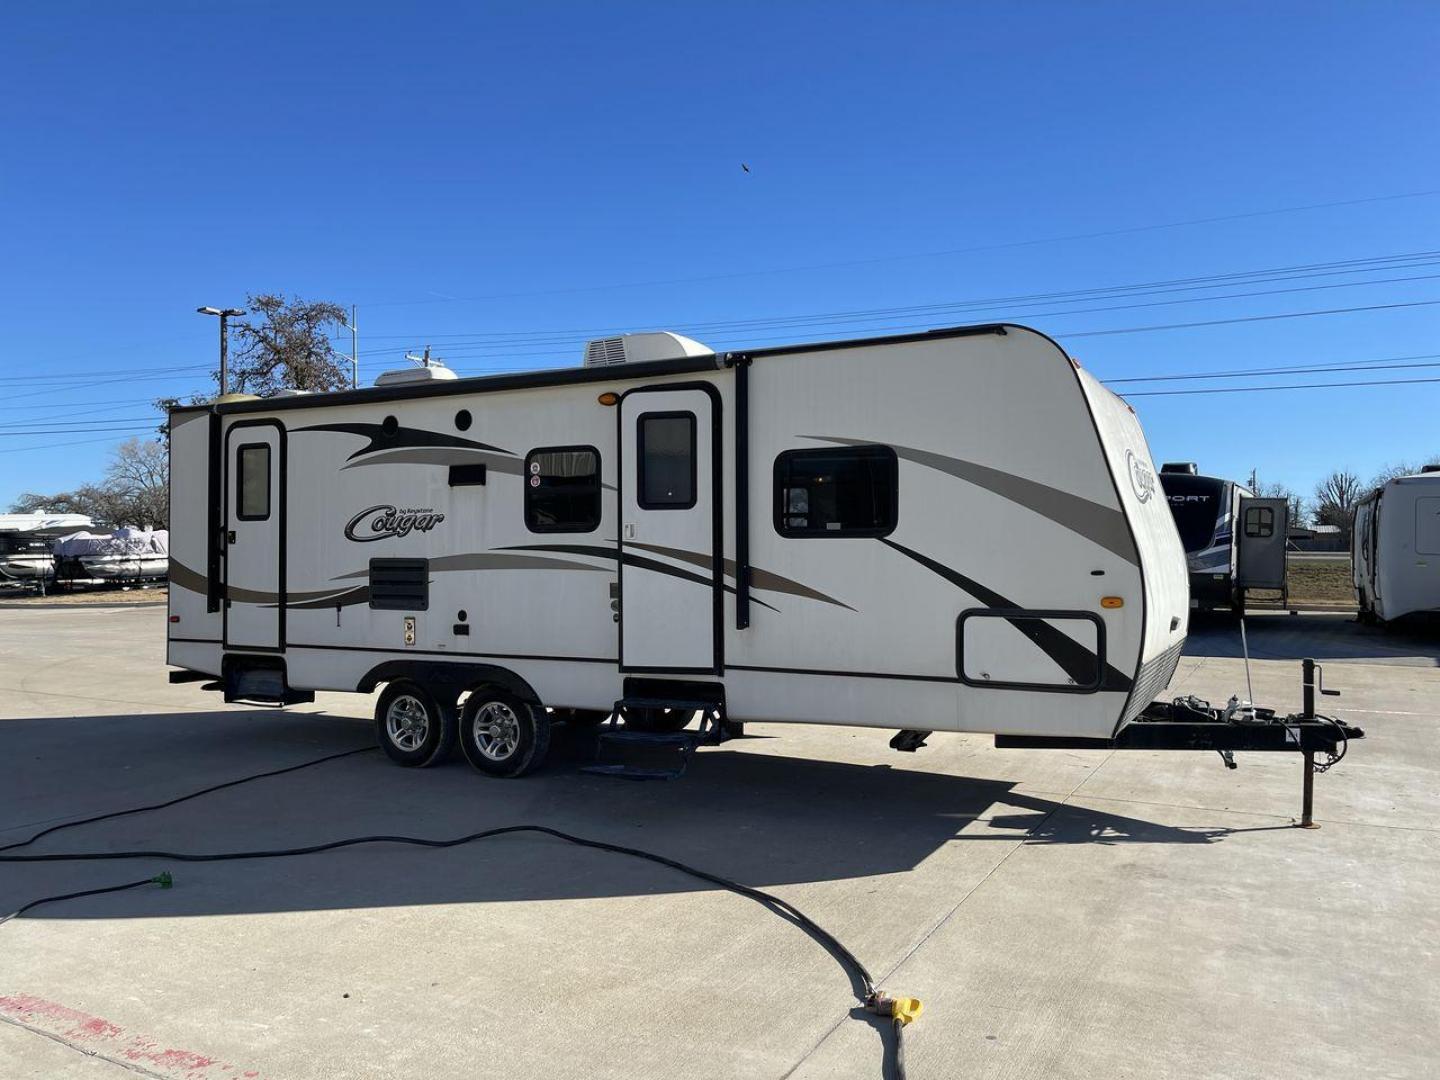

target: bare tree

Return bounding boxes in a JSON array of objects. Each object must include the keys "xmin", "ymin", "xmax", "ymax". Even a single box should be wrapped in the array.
[
  {"xmin": 104, "ymin": 437, "xmax": 169, "ymax": 528},
  {"xmin": 1370, "ymin": 457, "xmax": 1440, "ymax": 486},
  {"xmin": 9, "ymin": 439, "xmax": 169, "ymax": 529},
  {"xmin": 1313, "ymin": 469, "xmax": 1364, "ymax": 531},
  {"xmin": 227, "ymin": 293, "xmax": 350, "ymax": 397},
  {"xmin": 1255, "ymin": 480, "xmax": 1307, "ymax": 529}
]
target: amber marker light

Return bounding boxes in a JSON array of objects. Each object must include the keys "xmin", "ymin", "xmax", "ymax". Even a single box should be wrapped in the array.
[
  {"xmin": 1100, "ymin": 597, "xmax": 1124, "ymax": 609},
  {"xmin": 597, "ymin": 392, "xmax": 619, "ymax": 406}
]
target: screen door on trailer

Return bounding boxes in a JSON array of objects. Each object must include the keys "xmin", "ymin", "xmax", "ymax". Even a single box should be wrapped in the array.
[
  {"xmin": 619, "ymin": 388, "xmax": 718, "ymax": 671},
  {"xmin": 1236, "ymin": 496, "xmax": 1288, "ymax": 590},
  {"xmin": 224, "ymin": 425, "xmax": 283, "ymax": 649}
]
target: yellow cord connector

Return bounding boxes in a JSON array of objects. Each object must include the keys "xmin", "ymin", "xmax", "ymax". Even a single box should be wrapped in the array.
[{"xmin": 866, "ymin": 990, "xmax": 923, "ymax": 1026}]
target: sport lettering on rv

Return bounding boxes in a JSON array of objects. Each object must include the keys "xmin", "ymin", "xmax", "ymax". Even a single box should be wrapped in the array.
[{"xmin": 344, "ymin": 504, "xmax": 446, "ymax": 542}]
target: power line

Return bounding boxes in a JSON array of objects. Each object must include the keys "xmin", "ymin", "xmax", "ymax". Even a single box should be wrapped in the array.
[
  {"xmin": 348, "ymin": 250, "xmax": 1440, "ymax": 356},
  {"xmin": 1059, "ymin": 298, "xmax": 1440, "ymax": 338},
  {"xmin": 1122, "ymin": 375, "xmax": 1440, "ymax": 397},
  {"xmin": 0, "ymin": 431, "xmax": 156, "ymax": 455},
  {"xmin": 0, "ymin": 425, "xmax": 157, "ymax": 437},
  {"xmin": 355, "ymin": 188, "xmax": 1440, "ymax": 308},
  {"xmin": 1104, "ymin": 352, "xmax": 1440, "ymax": 384}
]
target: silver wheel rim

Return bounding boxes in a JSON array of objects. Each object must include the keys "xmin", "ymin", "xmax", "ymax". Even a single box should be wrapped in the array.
[
  {"xmin": 472, "ymin": 701, "xmax": 521, "ymax": 762},
  {"xmin": 385, "ymin": 694, "xmax": 431, "ymax": 752}
]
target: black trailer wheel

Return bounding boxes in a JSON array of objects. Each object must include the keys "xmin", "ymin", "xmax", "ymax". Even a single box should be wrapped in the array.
[
  {"xmin": 460, "ymin": 689, "xmax": 552, "ymax": 778},
  {"xmin": 375, "ymin": 681, "xmax": 457, "ymax": 767},
  {"xmin": 624, "ymin": 707, "xmax": 695, "ymax": 733}
]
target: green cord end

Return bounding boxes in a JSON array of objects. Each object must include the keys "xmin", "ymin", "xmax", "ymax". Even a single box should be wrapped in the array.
[{"xmin": 152, "ymin": 872, "xmax": 173, "ymax": 889}]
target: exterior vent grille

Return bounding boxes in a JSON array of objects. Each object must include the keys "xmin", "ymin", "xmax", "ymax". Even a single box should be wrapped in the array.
[
  {"xmin": 1119, "ymin": 637, "xmax": 1186, "ymax": 727},
  {"xmin": 584, "ymin": 337, "xmax": 629, "ymax": 367},
  {"xmin": 369, "ymin": 558, "xmax": 429, "ymax": 611}
]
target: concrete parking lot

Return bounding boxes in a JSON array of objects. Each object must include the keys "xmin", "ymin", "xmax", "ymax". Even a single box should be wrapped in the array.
[{"xmin": 2, "ymin": 605, "xmax": 1437, "ymax": 1079}]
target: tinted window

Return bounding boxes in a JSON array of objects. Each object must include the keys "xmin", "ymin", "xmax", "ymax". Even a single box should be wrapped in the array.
[
  {"xmin": 526, "ymin": 446, "xmax": 601, "ymax": 532},
  {"xmin": 1244, "ymin": 506, "xmax": 1274, "ymax": 538},
  {"xmin": 1159, "ymin": 474, "xmax": 1226, "ymax": 553},
  {"xmin": 638, "ymin": 413, "xmax": 696, "ymax": 509},
  {"xmin": 774, "ymin": 446, "xmax": 898, "ymax": 537},
  {"xmin": 237, "ymin": 444, "xmax": 270, "ymax": 520}
]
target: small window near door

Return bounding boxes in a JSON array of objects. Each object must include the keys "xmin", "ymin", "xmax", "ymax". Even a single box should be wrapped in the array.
[
  {"xmin": 1244, "ymin": 505, "xmax": 1274, "ymax": 538},
  {"xmin": 525, "ymin": 446, "xmax": 602, "ymax": 532},
  {"xmin": 774, "ymin": 445, "xmax": 898, "ymax": 537},
  {"xmin": 237, "ymin": 444, "xmax": 270, "ymax": 520},
  {"xmin": 637, "ymin": 413, "xmax": 696, "ymax": 509}
]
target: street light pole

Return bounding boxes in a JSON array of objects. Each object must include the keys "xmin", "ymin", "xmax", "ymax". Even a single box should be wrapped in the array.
[
  {"xmin": 343, "ymin": 306, "xmax": 359, "ymax": 389},
  {"xmin": 197, "ymin": 306, "xmax": 246, "ymax": 395}
]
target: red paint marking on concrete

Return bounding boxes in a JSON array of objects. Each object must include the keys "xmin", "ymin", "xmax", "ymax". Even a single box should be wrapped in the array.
[{"xmin": 0, "ymin": 993, "xmax": 264, "ymax": 1078}]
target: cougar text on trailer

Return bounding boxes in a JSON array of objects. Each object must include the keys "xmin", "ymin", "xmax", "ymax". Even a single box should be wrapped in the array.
[{"xmin": 165, "ymin": 323, "xmax": 1358, "ymax": 806}]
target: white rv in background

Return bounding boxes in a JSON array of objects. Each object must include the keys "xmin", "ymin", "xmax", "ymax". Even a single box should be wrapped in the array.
[
  {"xmin": 1354, "ymin": 468, "xmax": 1440, "ymax": 624},
  {"xmin": 165, "ymin": 323, "xmax": 1191, "ymax": 777},
  {"xmin": 1157, "ymin": 464, "xmax": 1288, "ymax": 614}
]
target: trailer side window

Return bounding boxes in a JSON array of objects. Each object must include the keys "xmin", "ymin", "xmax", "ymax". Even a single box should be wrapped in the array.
[
  {"xmin": 637, "ymin": 413, "xmax": 696, "ymax": 509},
  {"xmin": 525, "ymin": 446, "xmax": 601, "ymax": 532},
  {"xmin": 236, "ymin": 444, "xmax": 270, "ymax": 521},
  {"xmin": 774, "ymin": 446, "xmax": 898, "ymax": 537},
  {"xmin": 1244, "ymin": 506, "xmax": 1274, "ymax": 538}
]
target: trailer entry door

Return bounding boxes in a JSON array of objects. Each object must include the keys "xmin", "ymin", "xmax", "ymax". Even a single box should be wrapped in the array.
[
  {"xmin": 224, "ymin": 422, "xmax": 284, "ymax": 651},
  {"xmin": 618, "ymin": 386, "xmax": 720, "ymax": 672},
  {"xmin": 1236, "ymin": 496, "xmax": 1288, "ymax": 591}
]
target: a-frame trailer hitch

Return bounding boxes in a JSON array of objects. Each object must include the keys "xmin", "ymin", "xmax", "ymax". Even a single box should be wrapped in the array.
[{"xmin": 995, "ymin": 658, "xmax": 1364, "ymax": 828}]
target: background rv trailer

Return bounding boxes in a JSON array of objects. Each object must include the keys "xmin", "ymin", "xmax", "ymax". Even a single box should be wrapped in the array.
[
  {"xmin": 1354, "ymin": 467, "xmax": 1440, "ymax": 624},
  {"xmin": 167, "ymin": 323, "xmax": 1191, "ymax": 774},
  {"xmin": 1157, "ymin": 464, "xmax": 1288, "ymax": 614}
]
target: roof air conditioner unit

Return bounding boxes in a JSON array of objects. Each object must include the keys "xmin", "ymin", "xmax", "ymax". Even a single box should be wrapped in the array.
[
  {"xmin": 582, "ymin": 332, "xmax": 714, "ymax": 367},
  {"xmin": 1160, "ymin": 462, "xmax": 1198, "ymax": 475},
  {"xmin": 374, "ymin": 365, "xmax": 459, "ymax": 387}
]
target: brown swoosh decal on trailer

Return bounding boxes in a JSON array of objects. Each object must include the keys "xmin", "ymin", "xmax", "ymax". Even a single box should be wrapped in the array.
[
  {"xmin": 497, "ymin": 543, "xmax": 782, "ymax": 613},
  {"xmin": 621, "ymin": 540, "xmax": 855, "ymax": 611},
  {"xmin": 804, "ymin": 437, "xmax": 1139, "ymax": 566},
  {"xmin": 168, "ymin": 559, "xmax": 209, "ymax": 595},
  {"xmin": 330, "ymin": 553, "xmax": 613, "ymax": 581},
  {"xmin": 337, "ymin": 448, "xmax": 527, "ymax": 474},
  {"xmin": 293, "ymin": 422, "xmax": 512, "ymax": 460},
  {"xmin": 880, "ymin": 537, "xmax": 1133, "ymax": 692}
]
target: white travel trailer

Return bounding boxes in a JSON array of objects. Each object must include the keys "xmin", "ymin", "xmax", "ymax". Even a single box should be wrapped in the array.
[
  {"xmin": 1157, "ymin": 464, "xmax": 1289, "ymax": 613},
  {"xmin": 165, "ymin": 323, "xmax": 1357, "ymax": 793},
  {"xmin": 1353, "ymin": 468, "xmax": 1440, "ymax": 624}
]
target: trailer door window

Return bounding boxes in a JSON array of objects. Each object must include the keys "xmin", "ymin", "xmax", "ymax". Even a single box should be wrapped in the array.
[
  {"xmin": 525, "ymin": 446, "xmax": 601, "ymax": 532},
  {"xmin": 774, "ymin": 445, "xmax": 898, "ymax": 537},
  {"xmin": 1243, "ymin": 505, "xmax": 1274, "ymax": 538},
  {"xmin": 236, "ymin": 444, "xmax": 270, "ymax": 520},
  {"xmin": 637, "ymin": 413, "xmax": 696, "ymax": 509}
]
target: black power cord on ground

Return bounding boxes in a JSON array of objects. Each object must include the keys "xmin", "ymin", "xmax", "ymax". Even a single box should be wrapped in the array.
[{"xmin": 1, "ymin": 748, "xmax": 919, "ymax": 1079}]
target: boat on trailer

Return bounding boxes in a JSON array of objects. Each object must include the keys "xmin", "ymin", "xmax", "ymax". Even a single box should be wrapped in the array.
[{"xmin": 0, "ymin": 513, "xmax": 93, "ymax": 585}]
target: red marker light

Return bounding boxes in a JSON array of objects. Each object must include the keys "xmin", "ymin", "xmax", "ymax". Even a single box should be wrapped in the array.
[{"xmin": 169, "ymin": 615, "xmax": 181, "ymax": 623}]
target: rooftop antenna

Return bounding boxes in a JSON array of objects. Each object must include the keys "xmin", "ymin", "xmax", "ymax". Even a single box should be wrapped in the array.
[{"xmin": 404, "ymin": 345, "xmax": 440, "ymax": 368}]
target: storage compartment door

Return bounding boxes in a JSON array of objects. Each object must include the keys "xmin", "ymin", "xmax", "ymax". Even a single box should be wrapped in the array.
[
  {"xmin": 958, "ymin": 609, "xmax": 1104, "ymax": 691},
  {"xmin": 1237, "ymin": 497, "xmax": 1288, "ymax": 590}
]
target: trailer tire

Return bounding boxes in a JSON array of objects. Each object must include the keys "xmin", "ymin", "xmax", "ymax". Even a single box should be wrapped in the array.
[
  {"xmin": 460, "ymin": 689, "xmax": 552, "ymax": 778},
  {"xmin": 375, "ymin": 681, "xmax": 457, "ymax": 768}
]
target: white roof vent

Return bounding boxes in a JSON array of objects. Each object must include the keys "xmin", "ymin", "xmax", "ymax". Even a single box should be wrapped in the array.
[
  {"xmin": 374, "ymin": 364, "xmax": 459, "ymax": 387},
  {"xmin": 583, "ymin": 332, "xmax": 713, "ymax": 368}
]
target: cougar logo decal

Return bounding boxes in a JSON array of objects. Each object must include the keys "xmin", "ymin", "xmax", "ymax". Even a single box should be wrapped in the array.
[
  {"xmin": 1125, "ymin": 450, "xmax": 1155, "ymax": 504},
  {"xmin": 344, "ymin": 504, "xmax": 446, "ymax": 542}
]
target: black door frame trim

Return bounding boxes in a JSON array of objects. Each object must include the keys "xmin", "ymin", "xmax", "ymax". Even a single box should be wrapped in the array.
[
  {"xmin": 222, "ymin": 418, "xmax": 288, "ymax": 653},
  {"xmin": 616, "ymin": 380, "xmax": 724, "ymax": 675}
]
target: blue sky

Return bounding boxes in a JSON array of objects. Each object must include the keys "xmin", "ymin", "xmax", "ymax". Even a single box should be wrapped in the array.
[{"xmin": 2, "ymin": 2, "xmax": 1437, "ymax": 510}]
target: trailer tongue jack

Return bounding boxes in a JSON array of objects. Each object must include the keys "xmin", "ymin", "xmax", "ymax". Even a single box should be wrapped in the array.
[{"xmin": 995, "ymin": 658, "xmax": 1363, "ymax": 829}]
